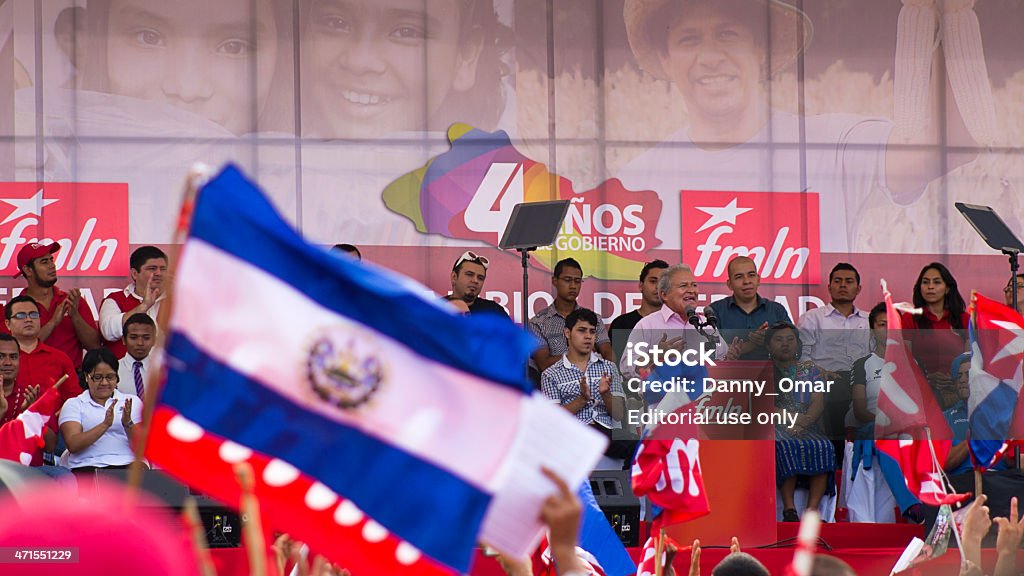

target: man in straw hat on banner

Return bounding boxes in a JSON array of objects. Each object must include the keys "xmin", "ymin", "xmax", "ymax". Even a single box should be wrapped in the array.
[{"xmin": 617, "ymin": 0, "xmax": 985, "ymax": 254}]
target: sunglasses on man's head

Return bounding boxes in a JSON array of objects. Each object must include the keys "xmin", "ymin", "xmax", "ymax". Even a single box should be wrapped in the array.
[{"xmin": 454, "ymin": 250, "xmax": 489, "ymax": 270}]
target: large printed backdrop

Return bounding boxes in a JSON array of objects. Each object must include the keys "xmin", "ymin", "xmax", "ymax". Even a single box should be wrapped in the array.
[{"xmin": 2, "ymin": 0, "xmax": 1022, "ymax": 320}]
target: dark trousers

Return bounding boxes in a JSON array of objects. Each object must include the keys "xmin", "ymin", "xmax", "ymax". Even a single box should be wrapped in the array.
[{"xmin": 590, "ymin": 422, "xmax": 639, "ymax": 465}]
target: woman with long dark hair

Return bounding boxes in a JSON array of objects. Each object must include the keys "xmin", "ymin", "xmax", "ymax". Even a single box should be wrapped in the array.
[{"xmin": 902, "ymin": 262, "xmax": 969, "ymax": 409}]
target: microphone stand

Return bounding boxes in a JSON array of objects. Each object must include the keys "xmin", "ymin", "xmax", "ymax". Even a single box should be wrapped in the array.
[{"xmin": 687, "ymin": 311, "xmax": 720, "ymax": 346}]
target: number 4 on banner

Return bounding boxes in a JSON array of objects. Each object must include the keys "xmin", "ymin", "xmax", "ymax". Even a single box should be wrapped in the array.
[{"xmin": 464, "ymin": 162, "xmax": 524, "ymax": 234}]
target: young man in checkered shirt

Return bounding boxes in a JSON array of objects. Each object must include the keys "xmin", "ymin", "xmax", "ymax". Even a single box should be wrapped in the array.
[{"xmin": 541, "ymin": 308, "xmax": 631, "ymax": 458}]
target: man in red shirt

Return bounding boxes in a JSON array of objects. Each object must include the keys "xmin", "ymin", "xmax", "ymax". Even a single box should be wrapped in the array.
[
  {"xmin": 4, "ymin": 295, "xmax": 78, "ymax": 460},
  {"xmin": 2, "ymin": 242, "xmax": 100, "ymax": 368},
  {"xmin": 99, "ymin": 246, "xmax": 168, "ymax": 358},
  {"xmin": 5, "ymin": 295, "xmax": 78, "ymax": 405},
  {"xmin": 0, "ymin": 333, "xmax": 32, "ymax": 427}
]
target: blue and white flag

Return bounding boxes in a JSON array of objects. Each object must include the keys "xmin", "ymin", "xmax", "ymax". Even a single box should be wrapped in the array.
[{"xmin": 148, "ymin": 165, "xmax": 608, "ymax": 574}]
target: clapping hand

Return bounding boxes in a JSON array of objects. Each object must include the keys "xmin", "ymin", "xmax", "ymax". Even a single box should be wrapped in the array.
[
  {"xmin": 747, "ymin": 322, "xmax": 770, "ymax": 347},
  {"xmin": 121, "ymin": 398, "xmax": 134, "ymax": 429},
  {"xmin": 579, "ymin": 374, "xmax": 591, "ymax": 404},
  {"xmin": 19, "ymin": 384, "xmax": 40, "ymax": 412},
  {"xmin": 103, "ymin": 401, "xmax": 116, "ymax": 428},
  {"xmin": 66, "ymin": 289, "xmax": 83, "ymax": 318}
]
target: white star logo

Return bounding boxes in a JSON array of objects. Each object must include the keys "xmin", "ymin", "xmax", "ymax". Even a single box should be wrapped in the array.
[
  {"xmin": 991, "ymin": 320, "xmax": 1024, "ymax": 364},
  {"xmin": 694, "ymin": 198, "xmax": 752, "ymax": 233},
  {"xmin": 0, "ymin": 189, "xmax": 59, "ymax": 225}
]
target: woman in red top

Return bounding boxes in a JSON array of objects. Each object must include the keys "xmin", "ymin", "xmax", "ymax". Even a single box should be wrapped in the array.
[{"xmin": 902, "ymin": 262, "xmax": 969, "ymax": 409}]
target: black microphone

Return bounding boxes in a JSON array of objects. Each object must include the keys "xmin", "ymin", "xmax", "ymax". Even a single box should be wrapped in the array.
[
  {"xmin": 684, "ymin": 305, "xmax": 701, "ymax": 328},
  {"xmin": 702, "ymin": 305, "xmax": 719, "ymax": 329}
]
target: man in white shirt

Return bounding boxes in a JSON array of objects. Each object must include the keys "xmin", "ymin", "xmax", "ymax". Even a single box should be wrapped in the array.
[
  {"xmin": 798, "ymin": 262, "xmax": 871, "ymax": 463},
  {"xmin": 799, "ymin": 263, "xmax": 871, "ymax": 374},
  {"xmin": 116, "ymin": 314, "xmax": 156, "ymax": 400},
  {"xmin": 99, "ymin": 246, "xmax": 167, "ymax": 359},
  {"xmin": 620, "ymin": 264, "xmax": 731, "ymax": 382}
]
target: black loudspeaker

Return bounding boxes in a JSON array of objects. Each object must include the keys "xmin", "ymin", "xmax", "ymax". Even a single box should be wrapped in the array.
[
  {"xmin": 0, "ymin": 460, "xmax": 54, "ymax": 505},
  {"xmin": 94, "ymin": 469, "xmax": 242, "ymax": 548},
  {"xmin": 589, "ymin": 470, "xmax": 640, "ymax": 548}
]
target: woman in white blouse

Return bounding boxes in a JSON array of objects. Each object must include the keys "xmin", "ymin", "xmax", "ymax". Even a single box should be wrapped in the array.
[{"xmin": 59, "ymin": 348, "xmax": 144, "ymax": 485}]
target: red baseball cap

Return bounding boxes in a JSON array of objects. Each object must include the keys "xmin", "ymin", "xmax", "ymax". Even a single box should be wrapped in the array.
[{"xmin": 13, "ymin": 242, "xmax": 60, "ymax": 278}]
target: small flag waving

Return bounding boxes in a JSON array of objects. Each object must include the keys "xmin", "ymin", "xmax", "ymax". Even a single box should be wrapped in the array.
[
  {"xmin": 968, "ymin": 292, "xmax": 1024, "ymax": 469},
  {"xmin": 0, "ymin": 384, "xmax": 63, "ymax": 465},
  {"xmin": 146, "ymin": 165, "xmax": 608, "ymax": 574},
  {"xmin": 631, "ymin": 362, "xmax": 711, "ymax": 526},
  {"xmin": 875, "ymin": 280, "xmax": 963, "ymax": 506}
]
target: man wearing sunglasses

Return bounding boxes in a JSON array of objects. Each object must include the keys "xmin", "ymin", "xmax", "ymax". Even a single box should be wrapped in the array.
[
  {"xmin": 448, "ymin": 251, "xmax": 509, "ymax": 319},
  {"xmin": 1, "ymin": 242, "xmax": 100, "ymax": 369},
  {"xmin": 4, "ymin": 295, "xmax": 77, "ymax": 404},
  {"xmin": 529, "ymin": 258, "xmax": 614, "ymax": 378}
]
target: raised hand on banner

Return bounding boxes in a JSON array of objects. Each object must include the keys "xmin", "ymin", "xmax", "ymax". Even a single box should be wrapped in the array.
[
  {"xmin": 962, "ymin": 494, "xmax": 991, "ymax": 569},
  {"xmin": 994, "ymin": 497, "xmax": 1024, "ymax": 576},
  {"xmin": 0, "ymin": 388, "xmax": 7, "ymax": 420},
  {"xmin": 273, "ymin": 534, "xmax": 351, "ymax": 576},
  {"xmin": 18, "ymin": 384, "xmax": 39, "ymax": 412},
  {"xmin": 688, "ymin": 539, "xmax": 700, "ymax": 576},
  {"xmin": 730, "ymin": 536, "xmax": 741, "ymax": 554},
  {"xmin": 540, "ymin": 467, "xmax": 584, "ymax": 575}
]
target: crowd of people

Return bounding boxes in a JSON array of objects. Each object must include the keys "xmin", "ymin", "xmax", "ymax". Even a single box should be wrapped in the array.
[
  {"xmin": 2, "ymin": 240, "xmax": 1024, "ymax": 575},
  {"xmin": 437, "ymin": 247, "xmax": 1024, "ymax": 552}
]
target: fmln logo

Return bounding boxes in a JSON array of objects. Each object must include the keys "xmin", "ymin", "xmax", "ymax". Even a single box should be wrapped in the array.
[
  {"xmin": 0, "ymin": 183, "xmax": 129, "ymax": 276},
  {"xmin": 682, "ymin": 191, "xmax": 820, "ymax": 285}
]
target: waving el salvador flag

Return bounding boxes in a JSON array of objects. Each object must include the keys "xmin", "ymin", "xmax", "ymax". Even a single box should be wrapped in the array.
[{"xmin": 146, "ymin": 164, "xmax": 606, "ymax": 574}]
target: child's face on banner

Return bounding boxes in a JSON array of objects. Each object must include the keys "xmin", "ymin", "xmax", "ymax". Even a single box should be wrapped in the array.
[
  {"xmin": 104, "ymin": 0, "xmax": 280, "ymax": 134},
  {"xmin": 303, "ymin": 0, "xmax": 480, "ymax": 138}
]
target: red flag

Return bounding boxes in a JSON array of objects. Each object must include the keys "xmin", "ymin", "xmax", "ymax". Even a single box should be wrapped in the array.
[
  {"xmin": 874, "ymin": 280, "xmax": 965, "ymax": 506},
  {"xmin": 146, "ymin": 407, "xmax": 452, "ymax": 576},
  {"xmin": 0, "ymin": 385, "xmax": 62, "ymax": 465},
  {"xmin": 631, "ymin": 436, "xmax": 710, "ymax": 526},
  {"xmin": 875, "ymin": 438, "xmax": 968, "ymax": 506}
]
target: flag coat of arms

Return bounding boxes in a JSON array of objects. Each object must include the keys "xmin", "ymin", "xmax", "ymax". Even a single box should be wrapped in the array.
[{"xmin": 146, "ymin": 165, "xmax": 607, "ymax": 574}]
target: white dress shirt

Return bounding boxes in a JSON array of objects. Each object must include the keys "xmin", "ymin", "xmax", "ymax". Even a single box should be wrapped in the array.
[
  {"xmin": 798, "ymin": 303, "xmax": 870, "ymax": 372},
  {"xmin": 99, "ymin": 283, "xmax": 163, "ymax": 342},
  {"xmin": 58, "ymin": 389, "xmax": 141, "ymax": 469},
  {"xmin": 117, "ymin": 354, "xmax": 151, "ymax": 397}
]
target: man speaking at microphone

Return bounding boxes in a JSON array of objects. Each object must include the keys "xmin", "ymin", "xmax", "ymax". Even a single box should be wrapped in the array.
[
  {"xmin": 708, "ymin": 256, "xmax": 792, "ymax": 361},
  {"xmin": 620, "ymin": 263, "xmax": 733, "ymax": 383}
]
